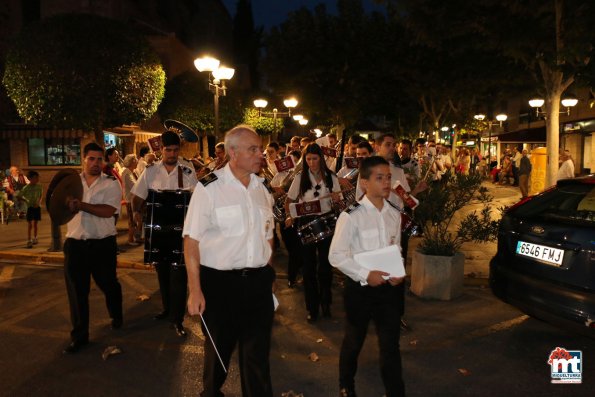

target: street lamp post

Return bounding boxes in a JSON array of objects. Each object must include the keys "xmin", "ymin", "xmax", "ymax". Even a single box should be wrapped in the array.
[
  {"xmin": 194, "ymin": 56, "xmax": 235, "ymax": 139},
  {"xmin": 253, "ymin": 98, "xmax": 298, "ymax": 141},
  {"xmin": 528, "ymin": 94, "xmax": 578, "ymax": 117},
  {"xmin": 474, "ymin": 113, "xmax": 507, "ymax": 172}
]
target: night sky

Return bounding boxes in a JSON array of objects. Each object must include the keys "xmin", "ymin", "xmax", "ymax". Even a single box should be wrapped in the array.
[{"xmin": 221, "ymin": 0, "xmax": 386, "ymax": 30}]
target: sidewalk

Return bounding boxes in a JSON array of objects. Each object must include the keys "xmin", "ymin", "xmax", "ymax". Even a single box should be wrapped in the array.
[{"xmin": 0, "ymin": 182, "xmax": 523, "ymax": 278}]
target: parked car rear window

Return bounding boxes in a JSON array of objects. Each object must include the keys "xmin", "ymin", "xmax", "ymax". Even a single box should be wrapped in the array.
[{"xmin": 510, "ymin": 184, "xmax": 595, "ymax": 225}]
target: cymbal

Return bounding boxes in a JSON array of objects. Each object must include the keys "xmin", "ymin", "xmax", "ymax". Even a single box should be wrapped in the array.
[
  {"xmin": 45, "ymin": 168, "xmax": 79, "ymax": 210},
  {"xmin": 48, "ymin": 172, "xmax": 83, "ymax": 225},
  {"xmin": 164, "ymin": 119, "xmax": 199, "ymax": 143}
]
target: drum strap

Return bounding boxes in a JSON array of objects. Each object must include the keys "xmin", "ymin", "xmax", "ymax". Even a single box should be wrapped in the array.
[{"xmin": 178, "ymin": 166, "xmax": 184, "ymax": 189}]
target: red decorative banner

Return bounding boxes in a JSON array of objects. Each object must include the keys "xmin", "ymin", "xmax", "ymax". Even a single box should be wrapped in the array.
[
  {"xmin": 148, "ymin": 136, "xmax": 162, "ymax": 152},
  {"xmin": 275, "ymin": 156, "xmax": 295, "ymax": 172},
  {"xmin": 321, "ymin": 146, "xmax": 338, "ymax": 158},
  {"xmin": 344, "ymin": 157, "xmax": 360, "ymax": 169},
  {"xmin": 295, "ymin": 200, "xmax": 322, "ymax": 216},
  {"xmin": 393, "ymin": 182, "xmax": 419, "ymax": 209}
]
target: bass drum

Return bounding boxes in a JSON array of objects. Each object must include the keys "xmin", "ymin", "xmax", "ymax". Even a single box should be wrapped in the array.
[{"xmin": 144, "ymin": 189, "xmax": 191, "ymax": 267}]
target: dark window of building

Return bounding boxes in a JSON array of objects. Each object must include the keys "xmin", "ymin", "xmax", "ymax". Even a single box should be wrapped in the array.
[
  {"xmin": 21, "ymin": 0, "xmax": 41, "ymax": 26},
  {"xmin": 28, "ymin": 138, "xmax": 81, "ymax": 166}
]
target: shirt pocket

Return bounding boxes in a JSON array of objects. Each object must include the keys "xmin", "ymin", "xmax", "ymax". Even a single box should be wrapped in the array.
[
  {"xmin": 215, "ymin": 205, "xmax": 244, "ymax": 237},
  {"xmin": 259, "ymin": 206, "xmax": 275, "ymax": 240},
  {"xmin": 360, "ymin": 228, "xmax": 380, "ymax": 251}
]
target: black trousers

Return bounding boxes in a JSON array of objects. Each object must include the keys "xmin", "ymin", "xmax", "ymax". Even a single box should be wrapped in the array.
[
  {"xmin": 340, "ymin": 279, "xmax": 405, "ymax": 397},
  {"xmin": 63, "ymin": 236, "xmax": 122, "ymax": 342},
  {"xmin": 301, "ymin": 237, "xmax": 333, "ymax": 317},
  {"xmin": 155, "ymin": 263, "xmax": 188, "ymax": 324},
  {"xmin": 279, "ymin": 223, "xmax": 302, "ymax": 283},
  {"xmin": 200, "ymin": 265, "xmax": 275, "ymax": 397}
]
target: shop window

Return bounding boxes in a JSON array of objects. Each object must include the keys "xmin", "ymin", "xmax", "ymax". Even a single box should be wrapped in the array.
[{"xmin": 28, "ymin": 138, "xmax": 81, "ymax": 166}]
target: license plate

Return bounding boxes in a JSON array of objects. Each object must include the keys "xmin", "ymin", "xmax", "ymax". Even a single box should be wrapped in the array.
[{"xmin": 516, "ymin": 241, "xmax": 564, "ymax": 266}]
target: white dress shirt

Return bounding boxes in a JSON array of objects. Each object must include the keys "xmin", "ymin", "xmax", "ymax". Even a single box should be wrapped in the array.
[
  {"xmin": 131, "ymin": 160, "xmax": 198, "ymax": 199},
  {"xmin": 355, "ymin": 163, "xmax": 411, "ymax": 207},
  {"xmin": 557, "ymin": 159, "xmax": 575, "ymax": 180},
  {"xmin": 66, "ymin": 173, "xmax": 122, "ymax": 240},
  {"xmin": 329, "ymin": 196, "xmax": 402, "ymax": 284},
  {"xmin": 182, "ymin": 164, "xmax": 275, "ymax": 270},
  {"xmin": 287, "ymin": 170, "xmax": 341, "ymax": 212}
]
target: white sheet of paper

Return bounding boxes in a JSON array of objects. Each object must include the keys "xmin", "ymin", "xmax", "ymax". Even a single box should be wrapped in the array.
[{"xmin": 353, "ymin": 245, "xmax": 405, "ymax": 278}]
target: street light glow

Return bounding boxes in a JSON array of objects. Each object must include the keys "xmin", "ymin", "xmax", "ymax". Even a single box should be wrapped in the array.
[
  {"xmin": 529, "ymin": 98, "xmax": 545, "ymax": 108},
  {"xmin": 299, "ymin": 119, "xmax": 308, "ymax": 125},
  {"xmin": 474, "ymin": 114, "xmax": 486, "ymax": 121},
  {"xmin": 194, "ymin": 56, "xmax": 220, "ymax": 72},
  {"xmin": 561, "ymin": 96, "xmax": 578, "ymax": 108},
  {"xmin": 496, "ymin": 113, "xmax": 508, "ymax": 122},
  {"xmin": 292, "ymin": 114, "xmax": 304, "ymax": 121},
  {"xmin": 253, "ymin": 99, "xmax": 268, "ymax": 108},
  {"xmin": 212, "ymin": 66, "xmax": 235, "ymax": 81},
  {"xmin": 283, "ymin": 98, "xmax": 298, "ymax": 108}
]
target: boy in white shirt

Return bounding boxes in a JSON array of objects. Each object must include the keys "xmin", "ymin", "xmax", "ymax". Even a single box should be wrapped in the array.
[{"xmin": 329, "ymin": 156, "xmax": 406, "ymax": 397}]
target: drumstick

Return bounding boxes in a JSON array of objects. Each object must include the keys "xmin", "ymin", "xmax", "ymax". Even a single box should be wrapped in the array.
[{"xmin": 199, "ymin": 313, "xmax": 228, "ymax": 373}]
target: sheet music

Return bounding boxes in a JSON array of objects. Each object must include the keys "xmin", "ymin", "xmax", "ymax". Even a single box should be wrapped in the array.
[{"xmin": 353, "ymin": 245, "xmax": 405, "ymax": 278}]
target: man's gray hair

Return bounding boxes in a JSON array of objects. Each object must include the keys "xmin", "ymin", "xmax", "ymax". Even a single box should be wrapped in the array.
[{"xmin": 224, "ymin": 125, "xmax": 259, "ymax": 152}]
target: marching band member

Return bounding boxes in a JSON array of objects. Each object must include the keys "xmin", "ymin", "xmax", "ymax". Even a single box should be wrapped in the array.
[
  {"xmin": 62, "ymin": 143, "xmax": 123, "ymax": 353},
  {"xmin": 285, "ymin": 143, "xmax": 342, "ymax": 322},
  {"xmin": 184, "ymin": 125, "xmax": 276, "ymax": 397},
  {"xmin": 265, "ymin": 142, "xmax": 280, "ymax": 175},
  {"xmin": 207, "ymin": 142, "xmax": 228, "ymax": 171},
  {"xmin": 329, "ymin": 156, "xmax": 406, "ymax": 397},
  {"xmin": 131, "ymin": 130, "xmax": 198, "ymax": 337}
]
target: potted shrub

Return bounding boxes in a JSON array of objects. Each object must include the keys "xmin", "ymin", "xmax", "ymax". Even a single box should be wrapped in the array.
[{"xmin": 409, "ymin": 171, "xmax": 500, "ymax": 300}]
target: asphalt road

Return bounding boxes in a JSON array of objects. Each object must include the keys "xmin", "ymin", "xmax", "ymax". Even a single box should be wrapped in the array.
[{"xmin": 1, "ymin": 260, "xmax": 594, "ymax": 397}]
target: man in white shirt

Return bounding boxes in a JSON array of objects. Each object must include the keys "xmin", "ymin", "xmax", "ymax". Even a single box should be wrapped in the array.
[
  {"xmin": 557, "ymin": 150, "xmax": 575, "ymax": 180},
  {"xmin": 329, "ymin": 156, "xmax": 406, "ymax": 397},
  {"xmin": 183, "ymin": 125, "xmax": 276, "ymax": 397},
  {"xmin": 62, "ymin": 142, "xmax": 123, "ymax": 354},
  {"xmin": 135, "ymin": 146, "xmax": 150, "ymax": 175},
  {"xmin": 131, "ymin": 131, "xmax": 198, "ymax": 337}
]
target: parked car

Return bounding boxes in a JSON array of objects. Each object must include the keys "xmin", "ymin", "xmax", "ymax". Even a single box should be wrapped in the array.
[{"xmin": 490, "ymin": 175, "xmax": 595, "ymax": 336}]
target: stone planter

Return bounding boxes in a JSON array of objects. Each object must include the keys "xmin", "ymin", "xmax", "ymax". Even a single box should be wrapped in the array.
[{"xmin": 410, "ymin": 250, "xmax": 465, "ymax": 300}]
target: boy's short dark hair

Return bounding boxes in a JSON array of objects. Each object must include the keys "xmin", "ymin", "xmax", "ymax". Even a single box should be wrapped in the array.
[
  {"xmin": 27, "ymin": 170, "xmax": 39, "ymax": 179},
  {"xmin": 83, "ymin": 142, "xmax": 104, "ymax": 157},
  {"xmin": 139, "ymin": 146, "xmax": 150, "ymax": 157},
  {"xmin": 359, "ymin": 156, "xmax": 389, "ymax": 180},
  {"xmin": 357, "ymin": 141, "xmax": 373, "ymax": 153}
]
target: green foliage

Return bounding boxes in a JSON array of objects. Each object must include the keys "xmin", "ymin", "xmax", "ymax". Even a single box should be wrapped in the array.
[
  {"xmin": 158, "ymin": 70, "xmax": 245, "ymax": 137},
  {"xmin": 415, "ymin": 172, "xmax": 500, "ymax": 256},
  {"xmin": 242, "ymin": 108, "xmax": 278, "ymax": 135},
  {"xmin": 2, "ymin": 13, "xmax": 165, "ymax": 132},
  {"xmin": 262, "ymin": 0, "xmax": 414, "ymax": 131}
]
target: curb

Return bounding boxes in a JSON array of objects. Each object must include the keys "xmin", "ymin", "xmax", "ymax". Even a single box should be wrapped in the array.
[{"xmin": 0, "ymin": 250, "xmax": 152, "ymax": 270}]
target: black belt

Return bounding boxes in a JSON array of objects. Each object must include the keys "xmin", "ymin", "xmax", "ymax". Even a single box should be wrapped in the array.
[{"xmin": 202, "ymin": 265, "xmax": 269, "ymax": 277}]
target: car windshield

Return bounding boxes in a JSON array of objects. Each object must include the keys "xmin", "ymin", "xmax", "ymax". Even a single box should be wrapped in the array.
[{"xmin": 512, "ymin": 184, "xmax": 595, "ymax": 225}]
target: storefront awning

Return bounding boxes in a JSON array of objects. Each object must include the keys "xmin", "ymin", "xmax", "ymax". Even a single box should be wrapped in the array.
[
  {"xmin": 0, "ymin": 127, "xmax": 85, "ymax": 139},
  {"xmin": 496, "ymin": 127, "xmax": 546, "ymax": 143}
]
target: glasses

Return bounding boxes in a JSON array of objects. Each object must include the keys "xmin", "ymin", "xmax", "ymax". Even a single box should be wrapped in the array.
[{"xmin": 313, "ymin": 184, "xmax": 321, "ymax": 197}]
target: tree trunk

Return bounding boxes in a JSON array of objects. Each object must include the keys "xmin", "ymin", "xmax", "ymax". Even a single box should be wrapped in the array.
[
  {"xmin": 201, "ymin": 134, "xmax": 209, "ymax": 161},
  {"xmin": 545, "ymin": 93, "xmax": 562, "ymax": 188}
]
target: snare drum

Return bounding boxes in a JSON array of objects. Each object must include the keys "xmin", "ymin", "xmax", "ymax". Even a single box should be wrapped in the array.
[
  {"xmin": 144, "ymin": 189, "xmax": 191, "ymax": 267},
  {"xmin": 296, "ymin": 212, "xmax": 338, "ymax": 245}
]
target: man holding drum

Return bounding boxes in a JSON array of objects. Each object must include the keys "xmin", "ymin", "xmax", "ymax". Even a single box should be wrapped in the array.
[{"xmin": 131, "ymin": 130, "xmax": 198, "ymax": 337}]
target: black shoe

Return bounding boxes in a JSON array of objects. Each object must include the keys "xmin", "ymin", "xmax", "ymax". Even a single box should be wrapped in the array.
[
  {"xmin": 307, "ymin": 312, "xmax": 318, "ymax": 323},
  {"xmin": 339, "ymin": 387, "xmax": 357, "ymax": 397},
  {"xmin": 111, "ymin": 318, "xmax": 123, "ymax": 330},
  {"xmin": 173, "ymin": 323, "xmax": 187, "ymax": 337},
  {"xmin": 153, "ymin": 311, "xmax": 169, "ymax": 321},
  {"xmin": 62, "ymin": 339, "xmax": 89, "ymax": 354},
  {"xmin": 322, "ymin": 304, "xmax": 332, "ymax": 318}
]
